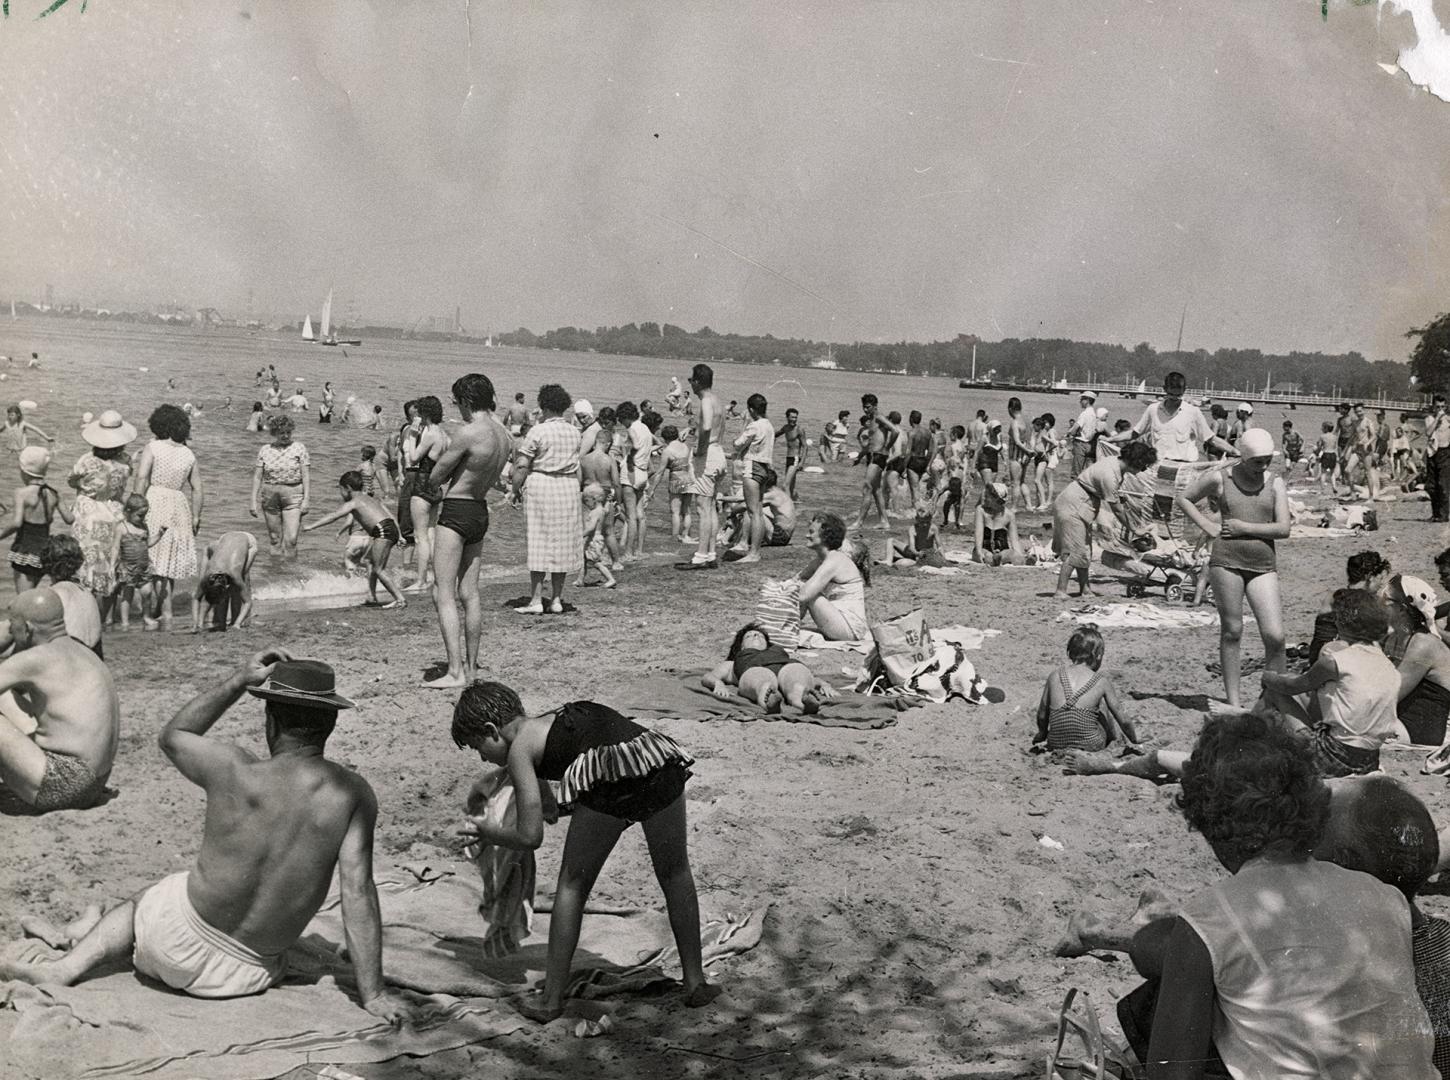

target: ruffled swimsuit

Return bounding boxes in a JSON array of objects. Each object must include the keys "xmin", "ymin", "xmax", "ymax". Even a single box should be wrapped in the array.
[{"xmin": 539, "ymin": 701, "xmax": 694, "ymax": 823}]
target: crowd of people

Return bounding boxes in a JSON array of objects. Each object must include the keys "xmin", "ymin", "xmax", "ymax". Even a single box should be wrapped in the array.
[{"xmin": 7, "ymin": 353, "xmax": 1450, "ymax": 1075}]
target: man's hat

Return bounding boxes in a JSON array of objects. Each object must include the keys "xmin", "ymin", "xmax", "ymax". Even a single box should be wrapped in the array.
[
  {"xmin": 247, "ymin": 659, "xmax": 355, "ymax": 710},
  {"xmin": 1079, "ymin": 390, "xmax": 1097, "ymax": 402}
]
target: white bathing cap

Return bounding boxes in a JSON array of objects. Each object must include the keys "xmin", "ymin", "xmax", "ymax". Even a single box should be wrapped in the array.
[{"xmin": 1238, "ymin": 428, "xmax": 1274, "ymax": 458}]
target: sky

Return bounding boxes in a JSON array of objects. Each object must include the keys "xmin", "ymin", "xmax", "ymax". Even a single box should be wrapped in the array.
[{"xmin": 1, "ymin": 0, "xmax": 1448, "ymax": 358}]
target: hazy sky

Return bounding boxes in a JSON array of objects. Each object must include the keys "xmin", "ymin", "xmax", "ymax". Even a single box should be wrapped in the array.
[{"xmin": 1, "ymin": 0, "xmax": 1448, "ymax": 357}]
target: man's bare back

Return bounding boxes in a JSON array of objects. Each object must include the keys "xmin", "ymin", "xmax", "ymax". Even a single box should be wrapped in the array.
[
  {"xmin": 432, "ymin": 413, "xmax": 511, "ymax": 502},
  {"xmin": 187, "ymin": 751, "xmax": 369, "ymax": 954},
  {"xmin": 14, "ymin": 639, "xmax": 119, "ymax": 775},
  {"xmin": 580, "ymin": 447, "xmax": 619, "ymax": 497}
]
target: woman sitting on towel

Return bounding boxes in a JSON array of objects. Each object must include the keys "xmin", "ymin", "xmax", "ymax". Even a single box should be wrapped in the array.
[
  {"xmin": 1383, "ymin": 575, "xmax": 1450, "ymax": 747},
  {"xmin": 703, "ymin": 624, "xmax": 839, "ymax": 715},
  {"xmin": 973, "ymin": 481, "xmax": 1021, "ymax": 566},
  {"xmin": 797, "ymin": 512, "xmax": 870, "ymax": 641},
  {"xmin": 889, "ymin": 498, "xmax": 947, "ymax": 568},
  {"xmin": 1051, "ymin": 440, "xmax": 1158, "ymax": 599}
]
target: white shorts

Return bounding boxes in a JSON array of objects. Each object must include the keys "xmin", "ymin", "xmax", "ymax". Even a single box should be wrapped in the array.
[
  {"xmin": 689, "ymin": 445, "xmax": 728, "ymax": 498},
  {"xmin": 133, "ymin": 872, "xmax": 285, "ymax": 999}
]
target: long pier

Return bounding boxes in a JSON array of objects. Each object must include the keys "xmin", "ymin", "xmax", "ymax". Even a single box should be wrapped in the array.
[{"xmin": 1060, "ymin": 382, "xmax": 1426, "ymax": 414}]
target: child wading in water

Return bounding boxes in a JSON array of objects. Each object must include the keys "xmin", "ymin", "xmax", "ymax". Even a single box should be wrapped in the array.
[
  {"xmin": 1, "ymin": 404, "xmax": 54, "ymax": 453},
  {"xmin": 1033, "ymin": 623, "xmax": 1139, "ymax": 752},
  {"xmin": 1, "ymin": 447, "xmax": 69, "ymax": 591},
  {"xmin": 453, "ymin": 683, "xmax": 720, "ymax": 1022},
  {"xmin": 301, "ymin": 471, "xmax": 406, "ymax": 609}
]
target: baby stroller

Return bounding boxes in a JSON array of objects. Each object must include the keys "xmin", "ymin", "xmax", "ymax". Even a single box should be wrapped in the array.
[{"xmin": 1097, "ymin": 470, "xmax": 1207, "ymax": 601}]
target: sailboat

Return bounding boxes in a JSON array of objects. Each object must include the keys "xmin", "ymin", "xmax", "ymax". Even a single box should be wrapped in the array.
[
  {"xmin": 317, "ymin": 288, "xmax": 362, "ymax": 347},
  {"xmin": 9, "ymin": 300, "xmax": 15, "ymax": 321},
  {"xmin": 301, "ymin": 314, "xmax": 315, "ymax": 342}
]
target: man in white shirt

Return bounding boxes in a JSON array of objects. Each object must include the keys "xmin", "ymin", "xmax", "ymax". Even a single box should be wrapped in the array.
[
  {"xmin": 727, "ymin": 393, "xmax": 775, "ymax": 564},
  {"xmin": 1067, "ymin": 391, "xmax": 1098, "ymax": 477},
  {"xmin": 1111, "ymin": 371, "xmax": 1235, "ymax": 517},
  {"xmin": 619, "ymin": 401, "xmax": 654, "ymax": 559},
  {"xmin": 1426, "ymin": 395, "xmax": 1450, "ymax": 522}
]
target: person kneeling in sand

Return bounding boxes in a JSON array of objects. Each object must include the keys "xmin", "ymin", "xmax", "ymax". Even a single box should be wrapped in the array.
[
  {"xmin": 702, "ymin": 624, "xmax": 839, "ymax": 715},
  {"xmin": 0, "ymin": 588, "xmax": 118, "ymax": 813},
  {"xmin": 192, "ymin": 530, "xmax": 260, "ymax": 631},
  {"xmin": 302, "ymin": 472, "xmax": 405, "ymax": 610},
  {"xmin": 0, "ymin": 651, "xmax": 412, "ymax": 1021}
]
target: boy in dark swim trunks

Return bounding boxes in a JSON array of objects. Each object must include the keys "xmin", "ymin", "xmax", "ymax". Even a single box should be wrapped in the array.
[{"xmin": 302, "ymin": 472, "xmax": 405, "ymax": 609}]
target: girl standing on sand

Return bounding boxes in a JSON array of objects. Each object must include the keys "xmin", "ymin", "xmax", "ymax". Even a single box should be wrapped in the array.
[
  {"xmin": 1176, "ymin": 428, "xmax": 1289, "ymax": 708},
  {"xmin": 453, "ymin": 683, "xmax": 719, "ymax": 1022}
]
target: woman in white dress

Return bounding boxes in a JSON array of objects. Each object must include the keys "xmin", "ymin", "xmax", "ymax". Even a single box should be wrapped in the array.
[{"xmin": 132, "ymin": 404, "xmax": 202, "ymax": 629}]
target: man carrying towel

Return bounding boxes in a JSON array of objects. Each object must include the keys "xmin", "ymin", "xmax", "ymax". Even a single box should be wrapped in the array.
[
  {"xmin": 0, "ymin": 650, "xmax": 412, "ymax": 1021},
  {"xmin": 0, "ymin": 588, "xmax": 118, "ymax": 813}
]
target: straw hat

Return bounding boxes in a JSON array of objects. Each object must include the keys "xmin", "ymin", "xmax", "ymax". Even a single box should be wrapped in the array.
[
  {"xmin": 82, "ymin": 409, "xmax": 137, "ymax": 449},
  {"xmin": 1079, "ymin": 390, "xmax": 1097, "ymax": 402},
  {"xmin": 18, "ymin": 446, "xmax": 50, "ymax": 480},
  {"xmin": 246, "ymin": 659, "xmax": 355, "ymax": 710}
]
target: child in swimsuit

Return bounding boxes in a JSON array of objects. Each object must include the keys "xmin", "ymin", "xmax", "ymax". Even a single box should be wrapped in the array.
[
  {"xmin": 1, "ymin": 405, "xmax": 54, "ymax": 453},
  {"xmin": 301, "ymin": 471, "xmax": 405, "ymax": 609},
  {"xmin": 359, "ymin": 444, "xmax": 390, "ymax": 499},
  {"xmin": 114, "ymin": 493, "xmax": 165, "ymax": 630},
  {"xmin": 1315, "ymin": 421, "xmax": 1338, "ymax": 495},
  {"xmin": 1033, "ymin": 623, "xmax": 1139, "ymax": 753},
  {"xmin": 452, "ymin": 683, "xmax": 720, "ymax": 1022},
  {"xmin": 889, "ymin": 499, "xmax": 947, "ymax": 568},
  {"xmin": 973, "ymin": 481, "xmax": 1020, "ymax": 565},
  {"xmin": 702, "ymin": 623, "xmax": 839, "ymax": 714},
  {"xmin": 1, "ymin": 446, "xmax": 69, "ymax": 592},
  {"xmin": 577, "ymin": 483, "xmax": 617, "ymax": 589}
]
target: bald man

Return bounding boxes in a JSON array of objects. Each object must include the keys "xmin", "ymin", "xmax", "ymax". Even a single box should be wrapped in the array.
[{"xmin": 0, "ymin": 589, "xmax": 119, "ymax": 813}]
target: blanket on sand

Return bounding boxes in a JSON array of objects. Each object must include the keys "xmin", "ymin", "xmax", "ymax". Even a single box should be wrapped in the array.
[
  {"xmin": 0, "ymin": 864, "xmax": 765, "ymax": 1080},
  {"xmin": 614, "ymin": 673, "xmax": 916, "ymax": 728},
  {"xmin": 1055, "ymin": 602, "xmax": 1238, "ymax": 630}
]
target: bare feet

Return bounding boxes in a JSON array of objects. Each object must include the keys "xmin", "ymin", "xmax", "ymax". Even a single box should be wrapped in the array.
[
  {"xmin": 423, "ymin": 671, "xmax": 468, "ymax": 689},
  {"xmin": 763, "ymin": 689, "xmax": 783, "ymax": 715},
  {"xmin": 513, "ymin": 992, "xmax": 564, "ymax": 1024},
  {"xmin": 683, "ymin": 981, "xmax": 722, "ymax": 1007},
  {"xmin": 0, "ymin": 938, "xmax": 64, "ymax": 983},
  {"xmin": 515, "ymin": 601, "xmax": 545, "ymax": 615},
  {"xmin": 800, "ymin": 689, "xmax": 821, "ymax": 715},
  {"xmin": 1052, "ymin": 591, "xmax": 1070, "ymax": 600},
  {"xmin": 735, "ymin": 553, "xmax": 761, "ymax": 564},
  {"xmin": 379, "ymin": 599, "xmax": 405, "ymax": 610}
]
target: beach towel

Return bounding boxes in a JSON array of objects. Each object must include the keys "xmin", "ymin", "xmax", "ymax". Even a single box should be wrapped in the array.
[
  {"xmin": 1289, "ymin": 524, "xmax": 1358, "ymax": 539},
  {"xmin": 1056, "ymin": 602, "xmax": 1227, "ymax": 630},
  {"xmin": 613, "ymin": 673, "xmax": 913, "ymax": 728},
  {"xmin": 795, "ymin": 630, "xmax": 873, "ymax": 653},
  {"xmin": 463, "ymin": 771, "xmax": 537, "ymax": 959},
  {"xmin": 856, "ymin": 642, "xmax": 1005, "ymax": 704},
  {"xmin": 0, "ymin": 865, "xmax": 765, "ymax": 1080}
]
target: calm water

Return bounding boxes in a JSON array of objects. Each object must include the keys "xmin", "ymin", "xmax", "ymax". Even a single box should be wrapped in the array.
[{"xmin": 0, "ymin": 318, "xmax": 1330, "ymax": 605}]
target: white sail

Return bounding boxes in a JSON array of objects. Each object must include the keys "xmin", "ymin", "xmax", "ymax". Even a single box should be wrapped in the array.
[
  {"xmin": 320, "ymin": 290, "xmax": 333, "ymax": 339},
  {"xmin": 302, "ymin": 314, "xmax": 315, "ymax": 341},
  {"xmin": 1134, "ymin": 379, "xmax": 1147, "ymax": 395},
  {"xmin": 9, "ymin": 300, "xmax": 14, "ymax": 320}
]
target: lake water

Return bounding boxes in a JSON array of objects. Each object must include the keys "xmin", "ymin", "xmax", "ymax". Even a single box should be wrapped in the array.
[{"xmin": 0, "ymin": 318, "xmax": 1330, "ymax": 607}]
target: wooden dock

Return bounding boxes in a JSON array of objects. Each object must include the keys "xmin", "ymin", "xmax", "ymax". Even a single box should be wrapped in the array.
[{"xmin": 1061, "ymin": 383, "xmax": 1426, "ymax": 414}]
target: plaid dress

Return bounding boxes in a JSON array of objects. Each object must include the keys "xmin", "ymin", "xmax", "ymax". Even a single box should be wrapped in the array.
[{"xmin": 520, "ymin": 417, "xmax": 583, "ymax": 573}]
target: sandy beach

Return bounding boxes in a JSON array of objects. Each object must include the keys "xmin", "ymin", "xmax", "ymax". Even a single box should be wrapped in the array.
[{"xmin": 0, "ymin": 320, "xmax": 1442, "ymax": 1078}]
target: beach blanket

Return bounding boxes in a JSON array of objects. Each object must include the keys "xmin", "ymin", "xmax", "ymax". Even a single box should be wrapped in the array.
[
  {"xmin": 0, "ymin": 866, "xmax": 765, "ymax": 1080},
  {"xmin": 1289, "ymin": 525, "xmax": 1358, "ymax": 539},
  {"xmin": 795, "ymin": 630, "xmax": 873, "ymax": 653},
  {"xmin": 614, "ymin": 673, "xmax": 912, "ymax": 728},
  {"xmin": 1056, "ymin": 602, "xmax": 1223, "ymax": 630}
]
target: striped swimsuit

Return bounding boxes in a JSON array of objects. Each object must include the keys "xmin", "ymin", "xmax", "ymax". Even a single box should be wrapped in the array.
[
  {"xmin": 1046, "ymin": 668, "xmax": 1108, "ymax": 752},
  {"xmin": 538, "ymin": 701, "xmax": 694, "ymax": 823}
]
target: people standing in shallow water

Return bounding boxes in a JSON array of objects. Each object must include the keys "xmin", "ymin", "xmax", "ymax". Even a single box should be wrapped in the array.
[
  {"xmin": 453, "ymin": 682, "xmax": 719, "ymax": 1023},
  {"xmin": 251, "ymin": 414, "xmax": 309, "ymax": 561},
  {"xmin": 133, "ymin": 405, "xmax": 202, "ymax": 630}
]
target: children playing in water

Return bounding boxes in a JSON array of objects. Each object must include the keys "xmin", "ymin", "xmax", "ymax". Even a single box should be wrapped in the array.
[
  {"xmin": 452, "ymin": 682, "xmax": 720, "ymax": 1022},
  {"xmin": 2, "ymin": 447, "xmax": 69, "ymax": 592},
  {"xmin": 577, "ymin": 483, "xmax": 617, "ymax": 589},
  {"xmin": 2, "ymin": 404, "xmax": 54, "ymax": 453},
  {"xmin": 301, "ymin": 471, "xmax": 405, "ymax": 609},
  {"xmin": 703, "ymin": 624, "xmax": 840, "ymax": 715},
  {"xmin": 358, "ymin": 444, "xmax": 391, "ymax": 499},
  {"xmin": 1033, "ymin": 624, "xmax": 1139, "ymax": 752}
]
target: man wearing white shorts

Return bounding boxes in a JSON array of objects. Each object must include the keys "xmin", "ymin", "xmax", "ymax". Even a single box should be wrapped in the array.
[{"xmin": 678, "ymin": 364, "xmax": 726, "ymax": 570}]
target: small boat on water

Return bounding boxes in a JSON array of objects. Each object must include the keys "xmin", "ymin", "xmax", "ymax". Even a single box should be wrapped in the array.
[
  {"xmin": 301, "ymin": 314, "xmax": 315, "ymax": 342},
  {"xmin": 316, "ymin": 289, "xmax": 362, "ymax": 347}
]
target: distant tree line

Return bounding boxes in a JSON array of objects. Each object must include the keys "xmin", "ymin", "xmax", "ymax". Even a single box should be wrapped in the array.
[{"xmin": 495, "ymin": 324, "xmax": 1416, "ymax": 399}]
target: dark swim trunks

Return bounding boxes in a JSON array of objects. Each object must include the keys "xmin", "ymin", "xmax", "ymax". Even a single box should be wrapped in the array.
[
  {"xmin": 867, "ymin": 451, "xmax": 889, "ymax": 470},
  {"xmin": 437, "ymin": 499, "xmax": 490, "ymax": 545},
  {"xmin": 906, "ymin": 455, "xmax": 929, "ymax": 476},
  {"xmin": 368, "ymin": 518, "xmax": 401, "ymax": 544}
]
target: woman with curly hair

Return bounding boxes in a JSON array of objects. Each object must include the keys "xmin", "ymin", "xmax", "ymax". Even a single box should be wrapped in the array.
[
  {"xmin": 133, "ymin": 404, "xmax": 202, "ymax": 629},
  {"xmin": 404, "ymin": 395, "xmax": 448, "ymax": 592},
  {"xmin": 702, "ymin": 623, "xmax": 839, "ymax": 715},
  {"xmin": 251, "ymin": 413, "xmax": 309, "ymax": 560},
  {"xmin": 1144, "ymin": 711, "xmax": 1434, "ymax": 1079},
  {"xmin": 796, "ymin": 512, "xmax": 870, "ymax": 641}
]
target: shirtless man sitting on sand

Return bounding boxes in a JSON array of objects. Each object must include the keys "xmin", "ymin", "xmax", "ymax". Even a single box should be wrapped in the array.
[
  {"xmin": 424, "ymin": 374, "xmax": 512, "ymax": 689},
  {"xmin": 0, "ymin": 650, "xmax": 411, "ymax": 1022},
  {"xmin": 191, "ymin": 530, "xmax": 259, "ymax": 632},
  {"xmin": 0, "ymin": 588, "xmax": 118, "ymax": 813}
]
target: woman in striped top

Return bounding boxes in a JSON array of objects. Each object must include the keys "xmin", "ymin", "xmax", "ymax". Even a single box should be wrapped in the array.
[
  {"xmin": 453, "ymin": 683, "xmax": 720, "ymax": 1023},
  {"xmin": 1033, "ymin": 624, "xmax": 1140, "ymax": 752}
]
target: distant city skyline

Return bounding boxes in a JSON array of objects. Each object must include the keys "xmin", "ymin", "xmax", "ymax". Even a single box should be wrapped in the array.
[{"xmin": 3, "ymin": 2, "xmax": 1448, "ymax": 360}]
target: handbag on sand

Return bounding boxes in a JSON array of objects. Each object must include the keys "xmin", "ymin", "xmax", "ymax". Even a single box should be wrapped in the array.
[
  {"xmin": 755, "ymin": 579, "xmax": 802, "ymax": 649},
  {"xmin": 1044, "ymin": 988, "xmax": 1137, "ymax": 1079},
  {"xmin": 868, "ymin": 609, "xmax": 932, "ymax": 687}
]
